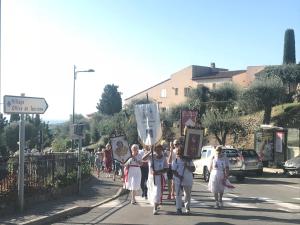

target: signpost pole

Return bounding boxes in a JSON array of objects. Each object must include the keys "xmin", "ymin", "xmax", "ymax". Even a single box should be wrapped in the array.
[
  {"xmin": 18, "ymin": 93, "xmax": 25, "ymax": 212},
  {"xmin": 3, "ymin": 94, "xmax": 48, "ymax": 212},
  {"xmin": 77, "ymin": 137, "xmax": 82, "ymax": 193}
]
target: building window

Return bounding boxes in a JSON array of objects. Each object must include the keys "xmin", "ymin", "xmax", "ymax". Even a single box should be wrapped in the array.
[
  {"xmin": 160, "ymin": 89, "xmax": 167, "ymax": 98},
  {"xmin": 174, "ymin": 88, "xmax": 178, "ymax": 95},
  {"xmin": 184, "ymin": 87, "xmax": 190, "ymax": 97}
]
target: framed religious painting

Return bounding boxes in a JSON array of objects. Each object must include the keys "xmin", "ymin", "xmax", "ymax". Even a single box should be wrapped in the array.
[
  {"xmin": 110, "ymin": 135, "xmax": 131, "ymax": 163},
  {"xmin": 183, "ymin": 128, "xmax": 203, "ymax": 158},
  {"xmin": 180, "ymin": 109, "xmax": 198, "ymax": 136}
]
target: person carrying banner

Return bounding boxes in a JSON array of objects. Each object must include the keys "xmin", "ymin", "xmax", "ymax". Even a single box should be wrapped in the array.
[
  {"xmin": 124, "ymin": 144, "xmax": 142, "ymax": 204},
  {"xmin": 167, "ymin": 139, "xmax": 180, "ymax": 200},
  {"xmin": 139, "ymin": 145, "xmax": 150, "ymax": 199},
  {"xmin": 95, "ymin": 150, "xmax": 103, "ymax": 179},
  {"xmin": 103, "ymin": 143, "xmax": 113, "ymax": 178},
  {"xmin": 208, "ymin": 146, "xmax": 230, "ymax": 208},
  {"xmin": 143, "ymin": 144, "xmax": 168, "ymax": 215},
  {"xmin": 172, "ymin": 146, "xmax": 195, "ymax": 215}
]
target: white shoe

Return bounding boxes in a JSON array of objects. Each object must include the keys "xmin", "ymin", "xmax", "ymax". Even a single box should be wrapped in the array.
[
  {"xmin": 214, "ymin": 201, "xmax": 220, "ymax": 209},
  {"xmin": 219, "ymin": 201, "xmax": 223, "ymax": 208},
  {"xmin": 153, "ymin": 209, "xmax": 158, "ymax": 215}
]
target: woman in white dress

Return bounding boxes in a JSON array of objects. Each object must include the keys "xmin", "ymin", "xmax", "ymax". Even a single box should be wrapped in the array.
[
  {"xmin": 143, "ymin": 144, "xmax": 168, "ymax": 215},
  {"xmin": 125, "ymin": 144, "xmax": 142, "ymax": 204},
  {"xmin": 208, "ymin": 146, "xmax": 229, "ymax": 208}
]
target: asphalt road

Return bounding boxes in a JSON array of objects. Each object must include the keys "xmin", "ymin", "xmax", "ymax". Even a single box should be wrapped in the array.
[{"xmin": 54, "ymin": 174, "xmax": 300, "ymax": 225}]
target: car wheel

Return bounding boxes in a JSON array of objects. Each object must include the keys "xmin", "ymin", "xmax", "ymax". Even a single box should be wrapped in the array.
[
  {"xmin": 203, "ymin": 167, "xmax": 210, "ymax": 182},
  {"xmin": 236, "ymin": 175, "xmax": 245, "ymax": 182}
]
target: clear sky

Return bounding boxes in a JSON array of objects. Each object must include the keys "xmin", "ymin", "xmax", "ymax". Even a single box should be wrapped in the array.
[{"xmin": 1, "ymin": 0, "xmax": 300, "ymax": 122}]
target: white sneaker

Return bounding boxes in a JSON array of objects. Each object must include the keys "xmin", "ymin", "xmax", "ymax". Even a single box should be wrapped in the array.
[
  {"xmin": 219, "ymin": 201, "xmax": 223, "ymax": 208},
  {"xmin": 153, "ymin": 209, "xmax": 158, "ymax": 215},
  {"xmin": 214, "ymin": 201, "xmax": 220, "ymax": 209}
]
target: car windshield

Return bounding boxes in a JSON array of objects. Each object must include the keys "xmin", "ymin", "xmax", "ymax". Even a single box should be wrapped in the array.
[
  {"xmin": 223, "ymin": 149, "xmax": 239, "ymax": 157},
  {"xmin": 241, "ymin": 150, "xmax": 258, "ymax": 158}
]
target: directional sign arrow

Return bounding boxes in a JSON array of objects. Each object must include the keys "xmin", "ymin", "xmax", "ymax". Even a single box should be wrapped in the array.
[{"xmin": 3, "ymin": 95, "xmax": 48, "ymax": 114}]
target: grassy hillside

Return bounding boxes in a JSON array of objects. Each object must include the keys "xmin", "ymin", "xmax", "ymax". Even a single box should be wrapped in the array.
[{"xmin": 205, "ymin": 102, "xmax": 300, "ymax": 148}]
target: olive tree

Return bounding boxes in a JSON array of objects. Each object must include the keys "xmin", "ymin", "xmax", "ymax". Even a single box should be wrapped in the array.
[{"xmin": 239, "ymin": 76, "xmax": 285, "ymax": 124}]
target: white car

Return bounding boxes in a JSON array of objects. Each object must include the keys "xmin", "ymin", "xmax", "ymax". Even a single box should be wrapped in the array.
[{"xmin": 193, "ymin": 145, "xmax": 246, "ymax": 182}]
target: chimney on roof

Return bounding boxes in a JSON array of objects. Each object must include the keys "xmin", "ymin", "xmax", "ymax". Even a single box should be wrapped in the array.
[{"xmin": 210, "ymin": 62, "xmax": 216, "ymax": 68}]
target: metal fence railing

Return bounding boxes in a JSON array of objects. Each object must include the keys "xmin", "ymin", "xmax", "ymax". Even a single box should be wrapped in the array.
[{"xmin": 0, "ymin": 153, "xmax": 90, "ymax": 204}]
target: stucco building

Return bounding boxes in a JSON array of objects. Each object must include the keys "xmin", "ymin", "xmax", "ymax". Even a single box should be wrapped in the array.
[{"xmin": 125, "ymin": 63, "xmax": 265, "ymax": 111}]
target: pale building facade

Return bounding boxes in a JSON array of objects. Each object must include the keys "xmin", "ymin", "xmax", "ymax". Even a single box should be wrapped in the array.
[{"xmin": 124, "ymin": 64, "xmax": 265, "ymax": 110}]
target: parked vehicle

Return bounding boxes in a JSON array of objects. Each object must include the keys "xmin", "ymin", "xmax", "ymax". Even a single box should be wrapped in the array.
[
  {"xmin": 238, "ymin": 149, "xmax": 263, "ymax": 176},
  {"xmin": 193, "ymin": 145, "xmax": 246, "ymax": 182},
  {"xmin": 283, "ymin": 155, "xmax": 300, "ymax": 176}
]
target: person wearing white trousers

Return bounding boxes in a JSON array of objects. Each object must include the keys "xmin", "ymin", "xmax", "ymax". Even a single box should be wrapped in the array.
[
  {"xmin": 172, "ymin": 146, "xmax": 195, "ymax": 215},
  {"xmin": 143, "ymin": 144, "xmax": 168, "ymax": 215}
]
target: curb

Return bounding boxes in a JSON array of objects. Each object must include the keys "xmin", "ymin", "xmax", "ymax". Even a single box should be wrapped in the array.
[
  {"xmin": 263, "ymin": 167, "xmax": 284, "ymax": 174},
  {"xmin": 20, "ymin": 187, "xmax": 129, "ymax": 225}
]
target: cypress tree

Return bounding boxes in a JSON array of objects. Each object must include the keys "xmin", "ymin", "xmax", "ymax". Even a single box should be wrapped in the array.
[{"xmin": 283, "ymin": 29, "xmax": 296, "ymax": 64}]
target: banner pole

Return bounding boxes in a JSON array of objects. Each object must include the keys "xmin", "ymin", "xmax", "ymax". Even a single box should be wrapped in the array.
[{"xmin": 151, "ymin": 145, "xmax": 155, "ymax": 185}]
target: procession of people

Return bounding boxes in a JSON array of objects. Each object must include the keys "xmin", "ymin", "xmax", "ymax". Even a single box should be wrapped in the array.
[{"xmin": 88, "ymin": 103, "xmax": 234, "ymax": 216}]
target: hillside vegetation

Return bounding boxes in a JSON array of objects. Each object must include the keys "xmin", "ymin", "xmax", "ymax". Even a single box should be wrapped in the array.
[{"xmin": 206, "ymin": 102, "xmax": 300, "ymax": 148}]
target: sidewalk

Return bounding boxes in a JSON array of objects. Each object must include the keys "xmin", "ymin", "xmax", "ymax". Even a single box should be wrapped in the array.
[{"xmin": 0, "ymin": 173, "xmax": 126, "ymax": 225}]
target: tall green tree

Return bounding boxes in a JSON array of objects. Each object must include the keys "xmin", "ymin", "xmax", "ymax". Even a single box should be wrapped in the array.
[
  {"xmin": 0, "ymin": 113, "xmax": 8, "ymax": 157},
  {"xmin": 210, "ymin": 83, "xmax": 239, "ymax": 112},
  {"xmin": 256, "ymin": 64, "xmax": 300, "ymax": 96},
  {"xmin": 10, "ymin": 113, "xmax": 20, "ymax": 122},
  {"xmin": 202, "ymin": 109, "xmax": 245, "ymax": 145},
  {"xmin": 283, "ymin": 29, "xmax": 296, "ymax": 64},
  {"xmin": 187, "ymin": 85, "xmax": 210, "ymax": 118},
  {"xmin": 96, "ymin": 84, "xmax": 122, "ymax": 115},
  {"xmin": 239, "ymin": 76, "xmax": 285, "ymax": 124}
]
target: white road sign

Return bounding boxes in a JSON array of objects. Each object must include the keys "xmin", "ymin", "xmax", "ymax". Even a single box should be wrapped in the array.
[{"xmin": 4, "ymin": 95, "xmax": 48, "ymax": 114}]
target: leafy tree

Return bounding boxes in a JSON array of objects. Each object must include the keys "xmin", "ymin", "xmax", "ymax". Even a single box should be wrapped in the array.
[
  {"xmin": 10, "ymin": 113, "xmax": 20, "ymax": 122},
  {"xmin": 257, "ymin": 64, "xmax": 300, "ymax": 84},
  {"xmin": 0, "ymin": 114, "xmax": 8, "ymax": 157},
  {"xmin": 5, "ymin": 122, "xmax": 19, "ymax": 152},
  {"xmin": 91, "ymin": 125, "xmax": 101, "ymax": 143},
  {"xmin": 283, "ymin": 29, "xmax": 296, "ymax": 64},
  {"xmin": 202, "ymin": 109, "xmax": 245, "ymax": 145},
  {"xmin": 187, "ymin": 85, "xmax": 210, "ymax": 118},
  {"xmin": 239, "ymin": 76, "xmax": 285, "ymax": 124},
  {"xmin": 256, "ymin": 64, "xmax": 300, "ymax": 96},
  {"xmin": 210, "ymin": 83, "xmax": 239, "ymax": 112},
  {"xmin": 52, "ymin": 137, "xmax": 68, "ymax": 152},
  {"xmin": 96, "ymin": 84, "xmax": 122, "ymax": 115}
]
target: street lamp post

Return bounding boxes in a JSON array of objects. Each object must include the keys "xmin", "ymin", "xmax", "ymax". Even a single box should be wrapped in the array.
[
  {"xmin": 72, "ymin": 65, "xmax": 95, "ymax": 149},
  {"xmin": 72, "ymin": 65, "xmax": 94, "ymax": 193}
]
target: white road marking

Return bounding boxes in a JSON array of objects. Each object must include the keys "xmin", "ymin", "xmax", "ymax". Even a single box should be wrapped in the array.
[
  {"xmin": 293, "ymin": 198, "xmax": 300, "ymax": 201},
  {"xmin": 257, "ymin": 197, "xmax": 300, "ymax": 211},
  {"xmin": 227, "ymin": 193, "xmax": 239, "ymax": 197},
  {"xmin": 282, "ymin": 184, "xmax": 300, "ymax": 190},
  {"xmin": 276, "ymin": 202, "xmax": 300, "ymax": 210}
]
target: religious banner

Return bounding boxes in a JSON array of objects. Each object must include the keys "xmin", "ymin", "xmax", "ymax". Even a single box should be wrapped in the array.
[
  {"xmin": 110, "ymin": 135, "xmax": 131, "ymax": 163},
  {"xmin": 134, "ymin": 103, "xmax": 162, "ymax": 145},
  {"xmin": 183, "ymin": 128, "xmax": 203, "ymax": 158},
  {"xmin": 180, "ymin": 110, "xmax": 198, "ymax": 136}
]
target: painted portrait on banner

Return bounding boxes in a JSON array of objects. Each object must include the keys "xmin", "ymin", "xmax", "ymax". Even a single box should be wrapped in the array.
[
  {"xmin": 110, "ymin": 135, "xmax": 131, "ymax": 163},
  {"xmin": 183, "ymin": 128, "xmax": 203, "ymax": 158},
  {"xmin": 180, "ymin": 110, "xmax": 198, "ymax": 136}
]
